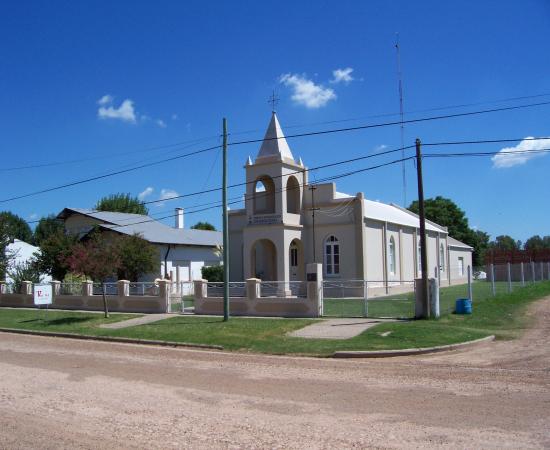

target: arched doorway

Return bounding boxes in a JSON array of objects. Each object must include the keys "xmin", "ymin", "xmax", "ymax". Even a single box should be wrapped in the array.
[
  {"xmin": 289, "ymin": 238, "xmax": 304, "ymax": 281},
  {"xmin": 253, "ymin": 176, "xmax": 275, "ymax": 214},
  {"xmin": 251, "ymin": 239, "xmax": 277, "ymax": 280},
  {"xmin": 286, "ymin": 176, "xmax": 300, "ymax": 214}
]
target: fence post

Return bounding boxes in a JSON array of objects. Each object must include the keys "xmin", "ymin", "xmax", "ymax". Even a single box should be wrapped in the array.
[
  {"xmin": 429, "ymin": 278, "xmax": 440, "ymax": 318},
  {"xmin": 507, "ymin": 262, "xmax": 512, "ymax": 293},
  {"xmin": 80, "ymin": 280, "xmax": 92, "ymax": 297},
  {"xmin": 117, "ymin": 280, "xmax": 130, "ymax": 297},
  {"xmin": 520, "ymin": 262, "xmax": 525, "ymax": 286},
  {"xmin": 540, "ymin": 262, "xmax": 544, "ymax": 282},
  {"xmin": 0, "ymin": 281, "xmax": 5, "ymax": 294},
  {"xmin": 21, "ymin": 281, "xmax": 33, "ymax": 295},
  {"xmin": 363, "ymin": 280, "xmax": 368, "ymax": 317},
  {"xmin": 491, "ymin": 264, "xmax": 496, "ymax": 296},
  {"xmin": 158, "ymin": 280, "xmax": 171, "ymax": 312},
  {"xmin": 548, "ymin": 262, "xmax": 550, "ymax": 281},
  {"xmin": 246, "ymin": 278, "xmax": 261, "ymax": 300},
  {"xmin": 467, "ymin": 265, "xmax": 473, "ymax": 302},
  {"xmin": 531, "ymin": 261, "xmax": 536, "ymax": 284}
]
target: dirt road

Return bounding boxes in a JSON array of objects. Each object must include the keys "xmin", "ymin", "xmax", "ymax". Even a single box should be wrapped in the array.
[{"xmin": 1, "ymin": 298, "xmax": 550, "ymax": 449}]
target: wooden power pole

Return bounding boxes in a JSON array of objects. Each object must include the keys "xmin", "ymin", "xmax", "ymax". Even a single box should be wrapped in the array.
[{"xmin": 415, "ymin": 138, "xmax": 430, "ymax": 318}]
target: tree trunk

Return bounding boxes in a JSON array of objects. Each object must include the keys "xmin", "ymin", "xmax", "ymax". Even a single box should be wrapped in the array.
[{"xmin": 102, "ymin": 282, "xmax": 109, "ymax": 318}]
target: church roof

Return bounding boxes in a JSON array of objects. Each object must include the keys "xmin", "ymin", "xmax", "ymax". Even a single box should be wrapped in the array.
[{"xmin": 256, "ymin": 112, "xmax": 294, "ymax": 162}]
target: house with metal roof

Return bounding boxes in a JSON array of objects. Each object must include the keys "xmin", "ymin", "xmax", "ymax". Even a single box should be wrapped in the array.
[
  {"xmin": 58, "ymin": 207, "xmax": 222, "ymax": 282},
  {"xmin": 228, "ymin": 112, "xmax": 473, "ymax": 285}
]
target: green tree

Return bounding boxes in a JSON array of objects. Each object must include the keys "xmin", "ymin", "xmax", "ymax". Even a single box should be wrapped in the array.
[
  {"xmin": 190, "ymin": 221, "xmax": 217, "ymax": 231},
  {"xmin": 0, "ymin": 220, "xmax": 13, "ymax": 279},
  {"xmin": 65, "ymin": 231, "xmax": 120, "ymax": 317},
  {"xmin": 201, "ymin": 265, "xmax": 223, "ymax": 282},
  {"xmin": 117, "ymin": 233, "xmax": 158, "ymax": 281},
  {"xmin": 34, "ymin": 230, "xmax": 78, "ymax": 281},
  {"xmin": 523, "ymin": 235, "xmax": 550, "ymax": 251},
  {"xmin": 467, "ymin": 229, "xmax": 490, "ymax": 267},
  {"xmin": 0, "ymin": 211, "xmax": 33, "ymax": 243},
  {"xmin": 8, "ymin": 261, "xmax": 42, "ymax": 293},
  {"xmin": 489, "ymin": 235, "xmax": 520, "ymax": 251},
  {"xmin": 33, "ymin": 215, "xmax": 64, "ymax": 246},
  {"xmin": 95, "ymin": 193, "xmax": 149, "ymax": 215},
  {"xmin": 408, "ymin": 197, "xmax": 470, "ymax": 243}
]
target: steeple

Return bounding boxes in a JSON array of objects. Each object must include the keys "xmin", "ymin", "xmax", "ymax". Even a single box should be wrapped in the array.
[{"xmin": 256, "ymin": 112, "xmax": 294, "ymax": 163}]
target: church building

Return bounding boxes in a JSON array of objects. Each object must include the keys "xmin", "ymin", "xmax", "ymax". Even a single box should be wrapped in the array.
[{"xmin": 228, "ymin": 113, "xmax": 472, "ymax": 287}]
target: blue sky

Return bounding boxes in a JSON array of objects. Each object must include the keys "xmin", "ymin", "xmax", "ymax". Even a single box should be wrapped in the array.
[{"xmin": 1, "ymin": 0, "xmax": 549, "ymax": 242}]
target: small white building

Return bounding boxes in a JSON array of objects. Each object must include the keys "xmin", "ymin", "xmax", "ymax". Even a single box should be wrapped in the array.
[
  {"xmin": 228, "ymin": 112, "xmax": 473, "ymax": 286},
  {"xmin": 5, "ymin": 239, "xmax": 52, "ymax": 285},
  {"xmin": 58, "ymin": 207, "xmax": 222, "ymax": 282}
]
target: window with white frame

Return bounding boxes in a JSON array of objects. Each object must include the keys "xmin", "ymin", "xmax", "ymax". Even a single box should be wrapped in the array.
[
  {"xmin": 289, "ymin": 243, "xmax": 298, "ymax": 267},
  {"xmin": 389, "ymin": 236, "xmax": 396, "ymax": 275},
  {"xmin": 458, "ymin": 257, "xmax": 464, "ymax": 277},
  {"xmin": 324, "ymin": 235, "xmax": 340, "ymax": 276},
  {"xmin": 440, "ymin": 243, "xmax": 445, "ymax": 272}
]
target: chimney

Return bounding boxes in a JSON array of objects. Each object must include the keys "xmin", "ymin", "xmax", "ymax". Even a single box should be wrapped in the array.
[{"xmin": 175, "ymin": 208, "xmax": 184, "ymax": 229}]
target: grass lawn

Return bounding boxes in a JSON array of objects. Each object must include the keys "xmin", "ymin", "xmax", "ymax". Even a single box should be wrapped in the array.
[
  {"xmin": 324, "ymin": 281, "xmax": 523, "ymax": 318},
  {"xmin": 0, "ymin": 309, "xmax": 141, "ymax": 334},
  {"xmin": 1, "ymin": 281, "xmax": 549, "ymax": 356}
]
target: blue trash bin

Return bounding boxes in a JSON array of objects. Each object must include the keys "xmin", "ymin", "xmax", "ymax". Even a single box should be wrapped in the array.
[{"xmin": 455, "ymin": 298, "xmax": 472, "ymax": 314}]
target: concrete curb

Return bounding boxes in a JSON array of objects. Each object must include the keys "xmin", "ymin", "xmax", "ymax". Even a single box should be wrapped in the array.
[
  {"xmin": 0, "ymin": 327, "xmax": 224, "ymax": 351},
  {"xmin": 333, "ymin": 335, "xmax": 495, "ymax": 358}
]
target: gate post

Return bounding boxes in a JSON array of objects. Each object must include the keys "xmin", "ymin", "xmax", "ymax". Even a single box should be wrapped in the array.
[
  {"xmin": 491, "ymin": 264, "xmax": 496, "ymax": 296},
  {"xmin": 521, "ymin": 262, "xmax": 525, "ymax": 286},
  {"xmin": 306, "ymin": 264, "xmax": 323, "ymax": 317},
  {"xmin": 507, "ymin": 263, "xmax": 512, "ymax": 293},
  {"xmin": 363, "ymin": 280, "xmax": 369, "ymax": 317}
]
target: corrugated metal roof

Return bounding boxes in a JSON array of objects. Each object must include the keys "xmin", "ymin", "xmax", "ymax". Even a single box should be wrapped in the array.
[
  {"xmin": 60, "ymin": 208, "xmax": 222, "ymax": 246},
  {"xmin": 448, "ymin": 236, "xmax": 473, "ymax": 249},
  {"xmin": 363, "ymin": 199, "xmax": 445, "ymax": 233}
]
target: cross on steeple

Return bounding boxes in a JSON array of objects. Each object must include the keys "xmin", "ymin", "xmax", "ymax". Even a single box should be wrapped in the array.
[{"xmin": 268, "ymin": 90, "xmax": 279, "ymax": 112}]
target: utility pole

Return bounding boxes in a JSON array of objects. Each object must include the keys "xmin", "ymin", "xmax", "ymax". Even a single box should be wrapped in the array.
[
  {"xmin": 222, "ymin": 118, "xmax": 229, "ymax": 321},
  {"xmin": 309, "ymin": 185, "xmax": 319, "ymax": 262},
  {"xmin": 415, "ymin": 138, "xmax": 430, "ymax": 318}
]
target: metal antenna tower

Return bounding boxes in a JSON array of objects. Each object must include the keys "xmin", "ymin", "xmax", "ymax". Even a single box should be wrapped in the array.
[{"xmin": 395, "ymin": 33, "xmax": 407, "ymax": 207}]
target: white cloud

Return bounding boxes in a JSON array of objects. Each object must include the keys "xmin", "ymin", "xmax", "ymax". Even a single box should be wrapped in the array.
[
  {"xmin": 156, "ymin": 188, "xmax": 179, "ymax": 207},
  {"xmin": 29, "ymin": 213, "xmax": 38, "ymax": 220},
  {"xmin": 279, "ymin": 73, "xmax": 336, "ymax": 109},
  {"xmin": 171, "ymin": 114, "xmax": 178, "ymax": 120},
  {"xmin": 138, "ymin": 187, "xmax": 154, "ymax": 201},
  {"xmin": 331, "ymin": 67, "xmax": 354, "ymax": 84},
  {"xmin": 98, "ymin": 99, "xmax": 137, "ymax": 123},
  {"xmin": 97, "ymin": 94, "xmax": 113, "ymax": 105},
  {"xmin": 491, "ymin": 137, "xmax": 549, "ymax": 169},
  {"xmin": 156, "ymin": 119, "xmax": 167, "ymax": 128},
  {"xmin": 373, "ymin": 144, "xmax": 388, "ymax": 153}
]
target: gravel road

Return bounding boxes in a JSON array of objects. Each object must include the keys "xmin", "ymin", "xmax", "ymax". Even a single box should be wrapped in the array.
[{"xmin": 1, "ymin": 298, "xmax": 549, "ymax": 449}]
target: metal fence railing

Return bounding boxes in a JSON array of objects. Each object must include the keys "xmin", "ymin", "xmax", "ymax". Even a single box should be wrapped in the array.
[
  {"xmin": 322, "ymin": 280, "xmax": 416, "ymax": 319},
  {"xmin": 59, "ymin": 282, "xmax": 82, "ymax": 296},
  {"xmin": 129, "ymin": 282, "xmax": 159, "ymax": 296},
  {"xmin": 260, "ymin": 281, "xmax": 307, "ymax": 298},
  {"xmin": 206, "ymin": 282, "xmax": 247, "ymax": 298},
  {"xmin": 92, "ymin": 282, "xmax": 118, "ymax": 296}
]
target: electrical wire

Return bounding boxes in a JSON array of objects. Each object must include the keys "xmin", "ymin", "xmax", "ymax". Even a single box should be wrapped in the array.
[{"xmin": 2, "ymin": 100, "xmax": 550, "ymax": 204}]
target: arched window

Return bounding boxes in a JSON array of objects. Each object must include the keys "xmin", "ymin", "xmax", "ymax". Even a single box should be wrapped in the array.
[
  {"xmin": 253, "ymin": 176, "xmax": 275, "ymax": 214},
  {"xmin": 286, "ymin": 176, "xmax": 300, "ymax": 214},
  {"xmin": 440, "ymin": 243, "xmax": 445, "ymax": 272},
  {"xmin": 324, "ymin": 235, "xmax": 340, "ymax": 276},
  {"xmin": 389, "ymin": 236, "xmax": 396, "ymax": 275}
]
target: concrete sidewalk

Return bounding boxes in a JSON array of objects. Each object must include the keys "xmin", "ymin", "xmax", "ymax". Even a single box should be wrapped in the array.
[
  {"xmin": 288, "ymin": 318, "xmax": 399, "ymax": 340},
  {"xmin": 100, "ymin": 314, "xmax": 173, "ymax": 329}
]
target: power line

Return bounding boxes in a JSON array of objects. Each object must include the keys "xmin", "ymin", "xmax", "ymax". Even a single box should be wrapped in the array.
[
  {"xmin": 3, "ymin": 100, "xmax": 550, "ymax": 204},
  {"xmin": 423, "ymin": 148, "xmax": 550, "ymax": 158}
]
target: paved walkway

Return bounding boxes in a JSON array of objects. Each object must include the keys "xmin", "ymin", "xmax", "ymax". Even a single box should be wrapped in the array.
[
  {"xmin": 100, "ymin": 314, "xmax": 173, "ymax": 329},
  {"xmin": 288, "ymin": 318, "xmax": 399, "ymax": 339}
]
